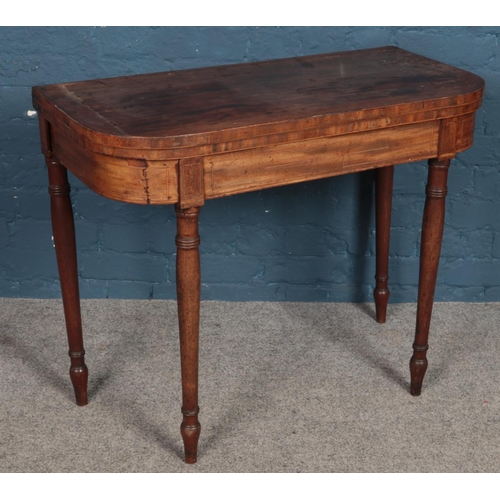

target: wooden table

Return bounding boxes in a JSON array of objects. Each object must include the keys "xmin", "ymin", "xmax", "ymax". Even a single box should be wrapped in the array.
[{"xmin": 32, "ymin": 46, "xmax": 484, "ymax": 464}]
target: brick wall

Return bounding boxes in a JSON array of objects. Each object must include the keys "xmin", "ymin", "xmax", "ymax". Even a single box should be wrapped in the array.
[{"xmin": 0, "ymin": 27, "xmax": 499, "ymax": 301}]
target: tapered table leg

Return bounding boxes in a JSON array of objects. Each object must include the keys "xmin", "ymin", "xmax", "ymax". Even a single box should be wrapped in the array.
[
  {"xmin": 175, "ymin": 205, "xmax": 201, "ymax": 464},
  {"xmin": 410, "ymin": 158, "xmax": 450, "ymax": 396},
  {"xmin": 47, "ymin": 157, "xmax": 88, "ymax": 406},
  {"xmin": 373, "ymin": 165, "xmax": 394, "ymax": 323}
]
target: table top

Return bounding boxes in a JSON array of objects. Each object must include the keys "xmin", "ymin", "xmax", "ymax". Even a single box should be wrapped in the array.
[{"xmin": 33, "ymin": 46, "xmax": 484, "ymax": 156}]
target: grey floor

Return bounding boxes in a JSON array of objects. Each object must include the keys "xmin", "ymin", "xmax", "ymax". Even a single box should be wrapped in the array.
[{"xmin": 1, "ymin": 298, "xmax": 500, "ymax": 472}]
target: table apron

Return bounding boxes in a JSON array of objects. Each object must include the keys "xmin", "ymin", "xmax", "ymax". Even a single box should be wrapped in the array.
[
  {"xmin": 204, "ymin": 121, "xmax": 440, "ymax": 200},
  {"xmin": 49, "ymin": 115, "xmax": 477, "ymax": 206}
]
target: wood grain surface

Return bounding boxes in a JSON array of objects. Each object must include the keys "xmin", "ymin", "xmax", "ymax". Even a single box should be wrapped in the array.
[{"xmin": 33, "ymin": 46, "xmax": 484, "ymax": 156}]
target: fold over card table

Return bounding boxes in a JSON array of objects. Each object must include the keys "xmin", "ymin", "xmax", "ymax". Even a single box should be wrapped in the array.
[{"xmin": 32, "ymin": 46, "xmax": 485, "ymax": 463}]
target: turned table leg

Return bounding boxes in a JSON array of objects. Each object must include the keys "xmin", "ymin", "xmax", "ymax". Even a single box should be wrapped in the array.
[
  {"xmin": 373, "ymin": 165, "xmax": 394, "ymax": 323},
  {"xmin": 47, "ymin": 157, "xmax": 88, "ymax": 406},
  {"xmin": 410, "ymin": 158, "xmax": 450, "ymax": 396},
  {"xmin": 175, "ymin": 205, "xmax": 202, "ymax": 464}
]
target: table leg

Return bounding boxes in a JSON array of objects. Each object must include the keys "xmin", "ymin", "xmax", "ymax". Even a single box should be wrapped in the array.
[
  {"xmin": 410, "ymin": 158, "xmax": 450, "ymax": 396},
  {"xmin": 46, "ymin": 157, "xmax": 88, "ymax": 406},
  {"xmin": 373, "ymin": 165, "xmax": 394, "ymax": 323},
  {"xmin": 175, "ymin": 205, "xmax": 201, "ymax": 464}
]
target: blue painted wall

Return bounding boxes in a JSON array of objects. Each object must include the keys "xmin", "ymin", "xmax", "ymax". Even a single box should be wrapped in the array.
[{"xmin": 0, "ymin": 27, "xmax": 499, "ymax": 301}]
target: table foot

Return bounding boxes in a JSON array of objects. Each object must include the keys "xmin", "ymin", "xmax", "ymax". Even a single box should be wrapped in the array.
[
  {"xmin": 409, "ymin": 158, "xmax": 450, "ymax": 395},
  {"xmin": 47, "ymin": 156, "xmax": 88, "ymax": 406},
  {"xmin": 181, "ymin": 407, "xmax": 201, "ymax": 464},
  {"xmin": 373, "ymin": 165, "xmax": 394, "ymax": 324},
  {"xmin": 69, "ymin": 351, "xmax": 89, "ymax": 406},
  {"xmin": 409, "ymin": 344, "xmax": 428, "ymax": 396},
  {"xmin": 176, "ymin": 205, "xmax": 202, "ymax": 464},
  {"xmin": 373, "ymin": 287, "xmax": 389, "ymax": 324}
]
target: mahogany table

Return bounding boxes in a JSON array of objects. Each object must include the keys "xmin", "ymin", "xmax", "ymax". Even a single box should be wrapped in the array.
[{"xmin": 32, "ymin": 46, "xmax": 484, "ymax": 464}]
